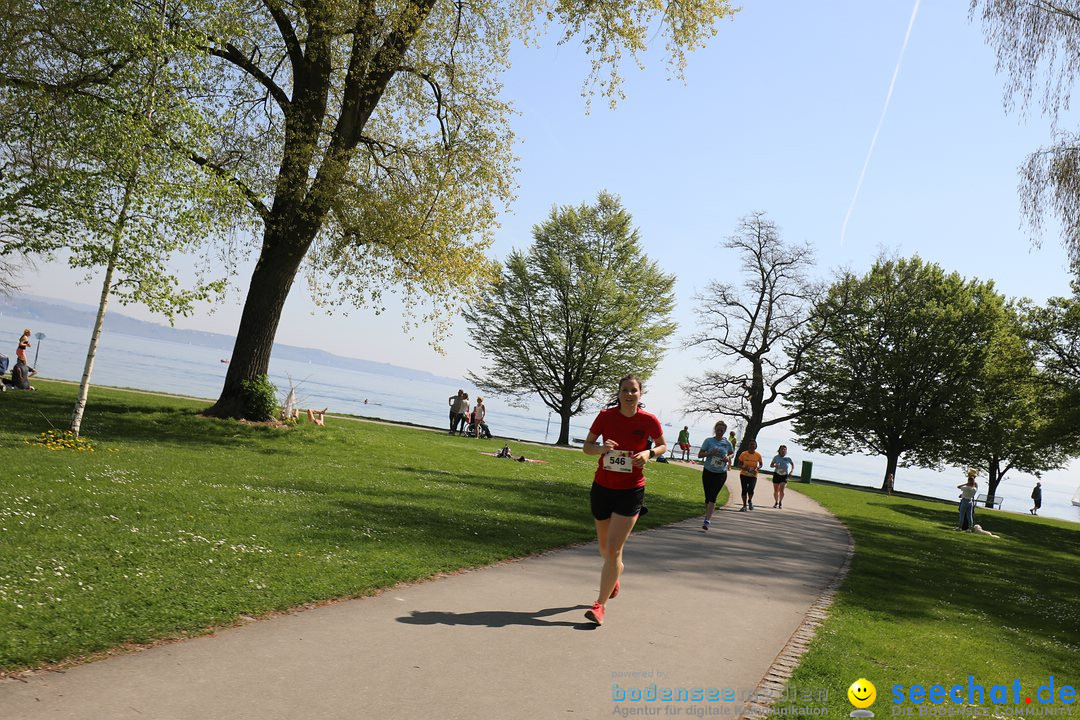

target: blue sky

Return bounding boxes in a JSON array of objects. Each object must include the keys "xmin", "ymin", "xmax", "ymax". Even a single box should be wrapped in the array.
[{"xmin": 28, "ymin": 1, "xmax": 1078, "ymax": 433}]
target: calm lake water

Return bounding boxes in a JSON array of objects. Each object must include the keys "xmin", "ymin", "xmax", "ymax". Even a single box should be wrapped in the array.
[{"xmin": 4, "ymin": 313, "xmax": 1078, "ymax": 524}]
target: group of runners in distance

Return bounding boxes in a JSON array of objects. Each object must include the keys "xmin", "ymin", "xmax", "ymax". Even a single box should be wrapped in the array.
[{"xmin": 580, "ymin": 373, "xmax": 796, "ymax": 626}]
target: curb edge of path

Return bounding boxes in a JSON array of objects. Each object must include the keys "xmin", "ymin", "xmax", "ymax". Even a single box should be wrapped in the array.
[{"xmin": 737, "ymin": 490, "xmax": 855, "ymax": 720}]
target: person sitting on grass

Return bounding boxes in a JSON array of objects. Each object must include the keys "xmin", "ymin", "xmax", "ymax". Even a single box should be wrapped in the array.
[
  {"xmin": 2, "ymin": 358, "xmax": 35, "ymax": 391},
  {"xmin": 307, "ymin": 408, "xmax": 327, "ymax": 426}
]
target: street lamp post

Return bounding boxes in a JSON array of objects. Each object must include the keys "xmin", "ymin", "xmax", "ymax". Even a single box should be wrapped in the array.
[{"xmin": 33, "ymin": 332, "xmax": 45, "ymax": 369}]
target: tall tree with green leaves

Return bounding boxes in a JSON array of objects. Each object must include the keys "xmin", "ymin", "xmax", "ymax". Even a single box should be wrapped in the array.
[
  {"xmin": 0, "ymin": 257, "xmax": 23, "ymax": 296},
  {"xmin": 681, "ymin": 211, "xmax": 823, "ymax": 457},
  {"xmin": 973, "ymin": 0, "xmax": 1080, "ymax": 277},
  {"xmin": 944, "ymin": 302, "xmax": 1074, "ymax": 505},
  {"xmin": 1026, "ymin": 282, "xmax": 1080, "ymax": 447},
  {"xmin": 463, "ymin": 192, "xmax": 676, "ymax": 445},
  {"xmin": 4, "ymin": 0, "xmax": 738, "ymax": 419},
  {"xmin": 788, "ymin": 256, "xmax": 1003, "ymax": 489},
  {"xmin": 169, "ymin": 0, "xmax": 737, "ymax": 418},
  {"xmin": 0, "ymin": 0, "xmax": 242, "ymax": 432}
]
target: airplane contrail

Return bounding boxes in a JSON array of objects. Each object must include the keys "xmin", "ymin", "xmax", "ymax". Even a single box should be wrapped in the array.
[{"xmin": 840, "ymin": 0, "xmax": 921, "ymax": 246}]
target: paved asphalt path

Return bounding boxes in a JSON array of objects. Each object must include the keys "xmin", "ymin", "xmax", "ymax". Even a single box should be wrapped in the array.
[{"xmin": 0, "ymin": 478, "xmax": 850, "ymax": 720}]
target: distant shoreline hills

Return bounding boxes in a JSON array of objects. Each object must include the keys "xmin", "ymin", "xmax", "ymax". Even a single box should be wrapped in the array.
[{"xmin": 0, "ymin": 294, "xmax": 465, "ymax": 386}]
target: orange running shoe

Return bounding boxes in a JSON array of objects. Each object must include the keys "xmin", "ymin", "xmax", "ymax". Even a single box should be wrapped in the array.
[{"xmin": 585, "ymin": 602, "xmax": 605, "ymax": 625}]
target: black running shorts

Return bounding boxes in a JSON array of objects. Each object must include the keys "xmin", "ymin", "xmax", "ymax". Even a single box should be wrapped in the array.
[
  {"xmin": 772, "ymin": 474, "xmax": 789, "ymax": 484},
  {"xmin": 590, "ymin": 482, "xmax": 645, "ymax": 520},
  {"xmin": 702, "ymin": 468, "xmax": 728, "ymax": 504},
  {"xmin": 739, "ymin": 475, "xmax": 757, "ymax": 496}
]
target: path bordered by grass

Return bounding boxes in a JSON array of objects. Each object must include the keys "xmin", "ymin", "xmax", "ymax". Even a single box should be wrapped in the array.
[
  {"xmin": 767, "ymin": 484, "xmax": 1080, "ymax": 718},
  {"xmin": 0, "ymin": 381, "xmax": 706, "ymax": 671}
]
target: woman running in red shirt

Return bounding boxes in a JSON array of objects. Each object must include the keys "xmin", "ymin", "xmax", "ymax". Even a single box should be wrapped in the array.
[{"xmin": 581, "ymin": 374, "xmax": 667, "ymax": 626}]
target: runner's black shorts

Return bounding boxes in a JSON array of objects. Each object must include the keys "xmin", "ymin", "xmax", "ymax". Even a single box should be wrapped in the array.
[
  {"xmin": 702, "ymin": 468, "xmax": 728, "ymax": 504},
  {"xmin": 590, "ymin": 482, "xmax": 645, "ymax": 520},
  {"xmin": 740, "ymin": 475, "xmax": 757, "ymax": 495},
  {"xmin": 772, "ymin": 474, "xmax": 789, "ymax": 484}
]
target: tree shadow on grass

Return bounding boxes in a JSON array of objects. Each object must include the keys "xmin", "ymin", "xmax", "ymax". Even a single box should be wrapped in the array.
[
  {"xmin": 285, "ymin": 485, "xmax": 851, "ymax": 598},
  {"xmin": 825, "ymin": 499, "xmax": 1080, "ymax": 675},
  {"xmin": 1, "ymin": 387, "xmax": 313, "ymax": 452},
  {"xmin": 397, "ymin": 605, "xmax": 593, "ymax": 629},
  {"xmin": 391, "ymin": 466, "xmax": 700, "ymax": 526}
]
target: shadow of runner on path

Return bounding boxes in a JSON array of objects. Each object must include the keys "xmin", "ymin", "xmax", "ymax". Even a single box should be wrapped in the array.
[{"xmin": 397, "ymin": 605, "xmax": 594, "ymax": 629}]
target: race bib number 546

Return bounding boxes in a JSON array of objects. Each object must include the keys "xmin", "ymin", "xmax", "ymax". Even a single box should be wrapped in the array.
[{"xmin": 603, "ymin": 450, "xmax": 633, "ymax": 473}]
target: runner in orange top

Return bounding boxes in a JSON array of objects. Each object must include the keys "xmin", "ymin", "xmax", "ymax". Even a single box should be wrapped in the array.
[{"xmin": 737, "ymin": 440, "xmax": 763, "ymax": 511}]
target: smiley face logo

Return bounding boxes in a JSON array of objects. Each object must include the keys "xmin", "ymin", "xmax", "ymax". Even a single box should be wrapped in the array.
[{"xmin": 847, "ymin": 678, "xmax": 877, "ymax": 709}]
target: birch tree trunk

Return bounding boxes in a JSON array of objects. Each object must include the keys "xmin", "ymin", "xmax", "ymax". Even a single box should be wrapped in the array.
[{"xmin": 70, "ymin": 183, "xmax": 134, "ymax": 436}]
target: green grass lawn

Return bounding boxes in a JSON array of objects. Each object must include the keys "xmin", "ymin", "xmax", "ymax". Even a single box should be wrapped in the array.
[
  {"xmin": 768, "ymin": 483, "xmax": 1080, "ymax": 718},
  {"xmin": 0, "ymin": 381, "xmax": 705, "ymax": 671}
]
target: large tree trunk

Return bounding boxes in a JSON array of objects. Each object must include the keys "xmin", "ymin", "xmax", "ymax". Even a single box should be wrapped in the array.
[
  {"xmin": 557, "ymin": 409, "xmax": 572, "ymax": 446},
  {"xmin": 883, "ymin": 451, "xmax": 900, "ymax": 491},
  {"xmin": 741, "ymin": 406, "xmax": 765, "ymax": 456},
  {"xmin": 737, "ymin": 359, "xmax": 767, "ymax": 457},
  {"xmin": 206, "ymin": 225, "xmax": 312, "ymax": 418},
  {"xmin": 985, "ymin": 458, "xmax": 1002, "ymax": 508}
]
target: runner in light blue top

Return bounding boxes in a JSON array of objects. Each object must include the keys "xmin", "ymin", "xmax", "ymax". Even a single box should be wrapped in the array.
[
  {"xmin": 697, "ymin": 421, "xmax": 735, "ymax": 530},
  {"xmin": 769, "ymin": 445, "xmax": 795, "ymax": 509}
]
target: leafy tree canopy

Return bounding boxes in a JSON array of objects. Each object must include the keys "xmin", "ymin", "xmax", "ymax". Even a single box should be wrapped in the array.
[
  {"xmin": 789, "ymin": 255, "xmax": 1004, "ymax": 487},
  {"xmin": 1025, "ymin": 281, "xmax": 1080, "ymax": 445},
  {"xmin": 944, "ymin": 301, "xmax": 1074, "ymax": 499},
  {"xmin": 2, "ymin": 0, "xmax": 739, "ymax": 418},
  {"xmin": 974, "ymin": 0, "xmax": 1080, "ymax": 276},
  {"xmin": 464, "ymin": 191, "xmax": 676, "ymax": 445},
  {"xmin": 0, "ymin": 0, "xmax": 241, "ymax": 316}
]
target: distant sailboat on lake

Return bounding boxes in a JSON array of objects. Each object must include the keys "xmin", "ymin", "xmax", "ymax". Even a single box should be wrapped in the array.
[{"xmin": 1072, "ymin": 485, "xmax": 1080, "ymax": 507}]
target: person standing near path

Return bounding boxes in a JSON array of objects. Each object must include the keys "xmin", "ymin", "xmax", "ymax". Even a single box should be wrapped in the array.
[
  {"xmin": 770, "ymin": 445, "xmax": 795, "ymax": 509},
  {"xmin": 1030, "ymin": 482, "xmax": 1042, "ymax": 516},
  {"xmin": 957, "ymin": 471, "xmax": 978, "ymax": 530},
  {"xmin": 456, "ymin": 393, "xmax": 471, "ymax": 434},
  {"xmin": 16, "ymin": 328, "xmax": 31, "ymax": 365},
  {"xmin": 677, "ymin": 426, "xmax": 691, "ymax": 462},
  {"xmin": 448, "ymin": 390, "xmax": 466, "ymax": 434},
  {"xmin": 698, "ymin": 420, "xmax": 734, "ymax": 530},
  {"xmin": 737, "ymin": 440, "xmax": 763, "ymax": 511},
  {"xmin": 581, "ymin": 374, "xmax": 666, "ymax": 626},
  {"xmin": 473, "ymin": 397, "xmax": 492, "ymax": 438}
]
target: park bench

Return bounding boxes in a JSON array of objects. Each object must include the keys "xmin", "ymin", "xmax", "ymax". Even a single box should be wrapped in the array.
[{"xmin": 975, "ymin": 493, "xmax": 1002, "ymax": 509}]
